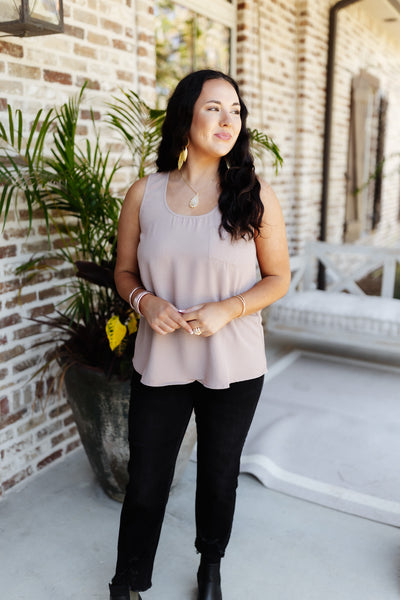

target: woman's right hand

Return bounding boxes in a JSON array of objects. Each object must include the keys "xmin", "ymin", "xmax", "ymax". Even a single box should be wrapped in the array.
[{"xmin": 139, "ymin": 294, "xmax": 194, "ymax": 336}]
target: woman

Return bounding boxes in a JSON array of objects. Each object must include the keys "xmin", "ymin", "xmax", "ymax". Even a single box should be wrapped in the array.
[{"xmin": 109, "ymin": 69, "xmax": 290, "ymax": 600}]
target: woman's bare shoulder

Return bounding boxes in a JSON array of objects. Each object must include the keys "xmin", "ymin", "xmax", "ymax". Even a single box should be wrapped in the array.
[
  {"xmin": 257, "ymin": 176, "xmax": 274, "ymax": 197},
  {"xmin": 120, "ymin": 175, "xmax": 154, "ymax": 221},
  {"xmin": 257, "ymin": 177, "xmax": 280, "ymax": 209},
  {"xmin": 123, "ymin": 175, "xmax": 150, "ymax": 208}
]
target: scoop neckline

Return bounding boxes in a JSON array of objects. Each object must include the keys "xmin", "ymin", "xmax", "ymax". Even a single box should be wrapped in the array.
[{"xmin": 163, "ymin": 172, "xmax": 219, "ymax": 218}]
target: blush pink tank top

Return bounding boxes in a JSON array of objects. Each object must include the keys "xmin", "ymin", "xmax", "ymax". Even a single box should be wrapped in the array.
[{"xmin": 133, "ymin": 172, "xmax": 267, "ymax": 389}]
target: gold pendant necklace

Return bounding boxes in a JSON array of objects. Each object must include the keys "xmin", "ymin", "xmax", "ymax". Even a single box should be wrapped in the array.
[{"xmin": 180, "ymin": 171, "xmax": 199, "ymax": 208}]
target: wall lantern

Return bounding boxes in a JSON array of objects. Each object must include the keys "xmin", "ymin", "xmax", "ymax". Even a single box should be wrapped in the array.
[{"xmin": 0, "ymin": 0, "xmax": 64, "ymax": 37}]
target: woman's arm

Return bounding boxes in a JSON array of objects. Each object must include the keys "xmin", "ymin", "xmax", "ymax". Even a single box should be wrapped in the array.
[
  {"xmin": 114, "ymin": 178, "xmax": 193, "ymax": 336},
  {"xmin": 182, "ymin": 179, "xmax": 291, "ymax": 336},
  {"xmin": 239, "ymin": 178, "xmax": 291, "ymax": 312}
]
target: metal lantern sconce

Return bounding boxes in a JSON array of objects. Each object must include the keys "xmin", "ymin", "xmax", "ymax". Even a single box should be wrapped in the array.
[{"xmin": 0, "ymin": 0, "xmax": 64, "ymax": 37}]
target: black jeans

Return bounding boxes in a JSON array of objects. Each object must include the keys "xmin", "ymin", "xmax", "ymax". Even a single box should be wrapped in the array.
[{"xmin": 113, "ymin": 369, "xmax": 264, "ymax": 592}]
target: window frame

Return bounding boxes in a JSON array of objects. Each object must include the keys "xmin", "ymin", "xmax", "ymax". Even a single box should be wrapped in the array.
[{"xmin": 156, "ymin": 0, "xmax": 237, "ymax": 77}]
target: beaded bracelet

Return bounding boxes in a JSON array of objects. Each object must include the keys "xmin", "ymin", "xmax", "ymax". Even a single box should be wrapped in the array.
[
  {"xmin": 133, "ymin": 290, "xmax": 153, "ymax": 316},
  {"xmin": 128, "ymin": 286, "xmax": 144, "ymax": 310},
  {"xmin": 235, "ymin": 294, "xmax": 246, "ymax": 317}
]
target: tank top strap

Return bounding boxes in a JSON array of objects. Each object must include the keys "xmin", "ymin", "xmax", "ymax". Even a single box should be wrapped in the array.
[{"xmin": 140, "ymin": 172, "xmax": 168, "ymax": 219}]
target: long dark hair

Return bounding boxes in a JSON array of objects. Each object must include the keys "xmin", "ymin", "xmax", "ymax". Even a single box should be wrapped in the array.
[{"xmin": 156, "ymin": 70, "xmax": 263, "ymax": 240}]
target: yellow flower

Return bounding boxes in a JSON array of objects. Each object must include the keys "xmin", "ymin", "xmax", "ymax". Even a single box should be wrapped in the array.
[
  {"xmin": 106, "ymin": 315, "xmax": 127, "ymax": 351},
  {"xmin": 127, "ymin": 312, "xmax": 138, "ymax": 335}
]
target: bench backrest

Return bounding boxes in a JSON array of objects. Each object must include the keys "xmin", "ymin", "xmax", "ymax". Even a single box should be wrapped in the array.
[{"xmin": 289, "ymin": 241, "xmax": 400, "ymax": 298}]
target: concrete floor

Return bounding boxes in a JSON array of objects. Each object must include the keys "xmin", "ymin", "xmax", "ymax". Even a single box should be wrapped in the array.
[
  {"xmin": 1, "ymin": 446, "xmax": 400, "ymax": 600},
  {"xmin": 2, "ymin": 341, "xmax": 400, "ymax": 599}
]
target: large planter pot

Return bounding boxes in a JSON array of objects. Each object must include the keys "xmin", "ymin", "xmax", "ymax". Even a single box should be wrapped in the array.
[{"xmin": 63, "ymin": 363, "xmax": 197, "ymax": 502}]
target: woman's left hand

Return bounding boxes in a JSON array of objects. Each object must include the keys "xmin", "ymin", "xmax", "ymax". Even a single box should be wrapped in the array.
[{"xmin": 181, "ymin": 300, "xmax": 239, "ymax": 337}]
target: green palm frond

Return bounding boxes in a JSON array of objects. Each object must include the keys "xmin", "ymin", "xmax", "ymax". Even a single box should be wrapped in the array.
[
  {"xmin": 106, "ymin": 90, "xmax": 165, "ymax": 178},
  {"xmin": 249, "ymin": 129, "xmax": 283, "ymax": 174},
  {"xmin": 0, "ymin": 104, "xmax": 55, "ymax": 231}
]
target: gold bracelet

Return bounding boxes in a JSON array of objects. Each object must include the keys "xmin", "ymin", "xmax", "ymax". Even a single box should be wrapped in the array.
[{"xmin": 235, "ymin": 294, "xmax": 246, "ymax": 317}]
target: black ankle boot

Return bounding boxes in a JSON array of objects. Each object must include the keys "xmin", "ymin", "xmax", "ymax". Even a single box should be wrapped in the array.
[
  {"xmin": 197, "ymin": 562, "xmax": 222, "ymax": 600},
  {"xmin": 109, "ymin": 583, "xmax": 130, "ymax": 600},
  {"xmin": 109, "ymin": 583, "xmax": 142, "ymax": 600}
]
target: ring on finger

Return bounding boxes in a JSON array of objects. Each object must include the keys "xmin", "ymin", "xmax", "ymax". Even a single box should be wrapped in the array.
[{"xmin": 193, "ymin": 326, "xmax": 202, "ymax": 336}]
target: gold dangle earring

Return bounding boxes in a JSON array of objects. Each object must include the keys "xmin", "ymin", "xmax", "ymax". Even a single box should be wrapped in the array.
[{"xmin": 178, "ymin": 144, "xmax": 188, "ymax": 170}]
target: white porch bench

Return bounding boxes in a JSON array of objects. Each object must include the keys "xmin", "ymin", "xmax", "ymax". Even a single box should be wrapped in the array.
[{"xmin": 266, "ymin": 241, "xmax": 400, "ymax": 359}]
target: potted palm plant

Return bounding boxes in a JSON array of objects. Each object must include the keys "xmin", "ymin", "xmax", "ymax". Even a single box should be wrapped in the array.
[{"xmin": 0, "ymin": 84, "xmax": 282, "ymax": 501}]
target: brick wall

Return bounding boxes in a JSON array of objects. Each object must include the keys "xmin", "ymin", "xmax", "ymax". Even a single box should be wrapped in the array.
[
  {"xmin": 237, "ymin": 0, "xmax": 299, "ymax": 251},
  {"xmin": 0, "ymin": 206, "xmax": 80, "ymax": 496},
  {"xmin": 237, "ymin": 0, "xmax": 400, "ymax": 251},
  {"xmin": 1, "ymin": 0, "xmax": 400, "ymax": 498},
  {"xmin": 0, "ymin": 0, "xmax": 156, "ymax": 499}
]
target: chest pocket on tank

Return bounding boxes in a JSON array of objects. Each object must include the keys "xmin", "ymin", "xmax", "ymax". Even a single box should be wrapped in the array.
[{"xmin": 208, "ymin": 227, "xmax": 256, "ymax": 267}]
